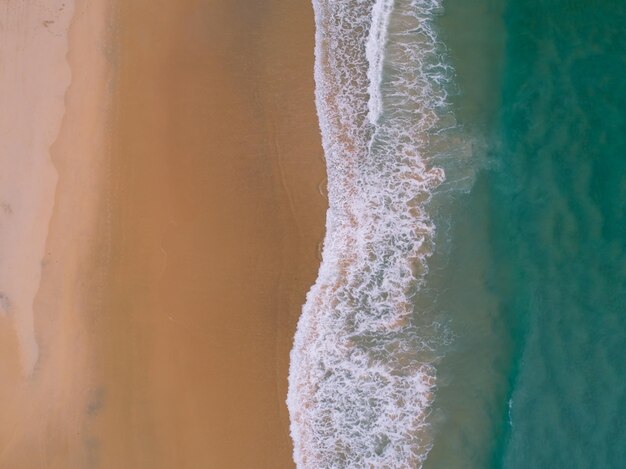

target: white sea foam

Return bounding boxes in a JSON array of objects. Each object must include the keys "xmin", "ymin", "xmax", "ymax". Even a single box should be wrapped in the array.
[
  {"xmin": 366, "ymin": 0, "xmax": 395, "ymax": 124},
  {"xmin": 288, "ymin": 0, "xmax": 453, "ymax": 467}
]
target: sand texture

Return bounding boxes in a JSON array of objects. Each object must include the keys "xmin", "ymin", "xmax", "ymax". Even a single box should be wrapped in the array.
[{"xmin": 0, "ymin": 0, "xmax": 324, "ymax": 467}]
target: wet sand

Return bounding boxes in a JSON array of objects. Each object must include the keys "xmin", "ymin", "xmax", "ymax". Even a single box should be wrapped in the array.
[
  {"xmin": 0, "ymin": 0, "xmax": 324, "ymax": 467},
  {"xmin": 92, "ymin": 0, "xmax": 325, "ymax": 468}
]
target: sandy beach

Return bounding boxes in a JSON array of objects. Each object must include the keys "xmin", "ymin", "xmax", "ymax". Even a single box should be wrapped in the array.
[{"xmin": 0, "ymin": 0, "xmax": 324, "ymax": 467}]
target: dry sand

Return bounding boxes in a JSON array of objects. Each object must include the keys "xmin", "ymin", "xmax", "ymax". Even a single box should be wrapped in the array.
[
  {"xmin": 0, "ymin": 0, "xmax": 75, "ymax": 375},
  {"xmin": 0, "ymin": 0, "xmax": 110, "ymax": 466},
  {"xmin": 1, "ymin": 0, "xmax": 325, "ymax": 467}
]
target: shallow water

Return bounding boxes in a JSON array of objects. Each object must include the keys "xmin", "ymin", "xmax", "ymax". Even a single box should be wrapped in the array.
[
  {"xmin": 426, "ymin": 0, "xmax": 626, "ymax": 467},
  {"xmin": 493, "ymin": 1, "xmax": 626, "ymax": 466}
]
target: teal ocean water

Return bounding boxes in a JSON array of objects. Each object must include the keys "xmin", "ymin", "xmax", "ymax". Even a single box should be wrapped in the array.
[
  {"xmin": 288, "ymin": 0, "xmax": 625, "ymax": 466},
  {"xmin": 426, "ymin": 0, "xmax": 626, "ymax": 467}
]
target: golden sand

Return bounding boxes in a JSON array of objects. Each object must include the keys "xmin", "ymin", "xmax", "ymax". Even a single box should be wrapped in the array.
[{"xmin": 0, "ymin": 0, "xmax": 324, "ymax": 467}]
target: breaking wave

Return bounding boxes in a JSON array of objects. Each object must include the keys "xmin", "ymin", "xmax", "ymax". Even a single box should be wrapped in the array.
[{"xmin": 287, "ymin": 0, "xmax": 457, "ymax": 466}]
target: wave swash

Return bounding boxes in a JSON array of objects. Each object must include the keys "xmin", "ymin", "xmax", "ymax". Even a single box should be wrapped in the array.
[{"xmin": 287, "ymin": 0, "xmax": 456, "ymax": 467}]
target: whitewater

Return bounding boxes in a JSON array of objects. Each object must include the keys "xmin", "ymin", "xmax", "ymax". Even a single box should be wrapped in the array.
[{"xmin": 287, "ymin": 0, "xmax": 456, "ymax": 467}]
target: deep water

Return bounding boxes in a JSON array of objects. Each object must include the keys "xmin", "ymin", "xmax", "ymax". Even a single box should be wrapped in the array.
[{"xmin": 425, "ymin": 0, "xmax": 626, "ymax": 467}]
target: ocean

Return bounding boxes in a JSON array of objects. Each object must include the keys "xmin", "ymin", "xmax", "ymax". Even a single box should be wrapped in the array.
[{"xmin": 288, "ymin": 0, "xmax": 626, "ymax": 467}]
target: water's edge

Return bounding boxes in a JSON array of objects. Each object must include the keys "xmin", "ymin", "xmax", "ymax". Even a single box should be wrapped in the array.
[{"xmin": 287, "ymin": 1, "xmax": 469, "ymax": 466}]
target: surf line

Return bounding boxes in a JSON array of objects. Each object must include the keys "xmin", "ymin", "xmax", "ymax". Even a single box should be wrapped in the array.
[{"xmin": 288, "ymin": 0, "xmax": 454, "ymax": 467}]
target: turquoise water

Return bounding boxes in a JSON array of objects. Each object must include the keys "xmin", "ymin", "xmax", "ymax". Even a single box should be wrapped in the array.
[
  {"xmin": 426, "ymin": 0, "xmax": 626, "ymax": 467},
  {"xmin": 288, "ymin": 0, "xmax": 625, "ymax": 466}
]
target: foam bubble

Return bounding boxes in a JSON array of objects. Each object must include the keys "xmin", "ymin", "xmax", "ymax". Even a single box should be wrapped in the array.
[{"xmin": 288, "ymin": 0, "xmax": 453, "ymax": 466}]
